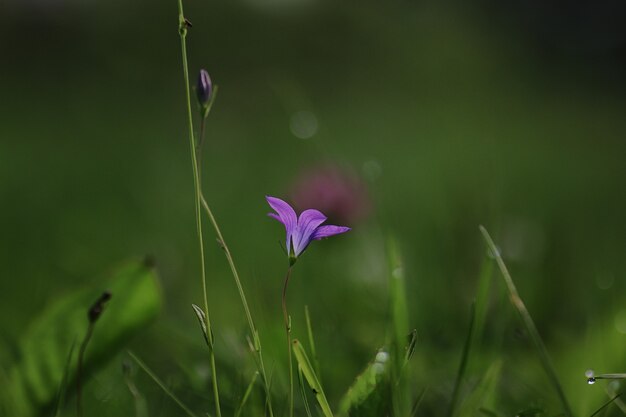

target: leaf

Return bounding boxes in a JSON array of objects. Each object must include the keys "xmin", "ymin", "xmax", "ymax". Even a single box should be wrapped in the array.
[
  {"xmin": 292, "ymin": 339, "xmax": 334, "ymax": 417},
  {"xmin": 2, "ymin": 259, "xmax": 162, "ymax": 417},
  {"xmin": 337, "ymin": 349, "xmax": 392, "ymax": 417}
]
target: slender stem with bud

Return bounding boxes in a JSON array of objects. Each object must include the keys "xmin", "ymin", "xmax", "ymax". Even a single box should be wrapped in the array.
[{"xmin": 176, "ymin": 2, "xmax": 222, "ymax": 417}]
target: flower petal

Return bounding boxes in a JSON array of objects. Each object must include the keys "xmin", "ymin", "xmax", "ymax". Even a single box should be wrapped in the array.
[
  {"xmin": 292, "ymin": 209, "xmax": 327, "ymax": 256},
  {"xmin": 311, "ymin": 225, "xmax": 351, "ymax": 240},
  {"xmin": 266, "ymin": 196, "xmax": 297, "ymax": 255}
]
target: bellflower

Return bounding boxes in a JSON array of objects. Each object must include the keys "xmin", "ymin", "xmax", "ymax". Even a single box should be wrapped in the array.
[{"xmin": 266, "ymin": 195, "xmax": 350, "ymax": 263}]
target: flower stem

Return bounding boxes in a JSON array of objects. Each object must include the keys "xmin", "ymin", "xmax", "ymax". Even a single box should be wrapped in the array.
[
  {"xmin": 176, "ymin": 2, "xmax": 221, "ymax": 417},
  {"xmin": 282, "ymin": 265, "xmax": 294, "ymax": 417}
]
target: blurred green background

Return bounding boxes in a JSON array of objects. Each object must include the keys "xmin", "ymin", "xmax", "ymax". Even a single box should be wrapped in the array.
[{"xmin": 1, "ymin": 0, "xmax": 626, "ymax": 415}]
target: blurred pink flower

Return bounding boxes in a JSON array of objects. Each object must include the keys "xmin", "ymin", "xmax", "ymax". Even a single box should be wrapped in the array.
[{"xmin": 290, "ymin": 164, "xmax": 371, "ymax": 225}]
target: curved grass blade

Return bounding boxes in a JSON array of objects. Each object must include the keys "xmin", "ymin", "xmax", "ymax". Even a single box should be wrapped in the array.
[
  {"xmin": 479, "ymin": 226, "xmax": 573, "ymax": 417},
  {"xmin": 292, "ymin": 339, "xmax": 333, "ymax": 417},
  {"xmin": 128, "ymin": 350, "xmax": 199, "ymax": 417}
]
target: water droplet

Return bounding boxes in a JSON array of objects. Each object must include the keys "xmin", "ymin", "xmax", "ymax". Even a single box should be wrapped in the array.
[
  {"xmin": 585, "ymin": 369, "xmax": 595, "ymax": 378},
  {"xmin": 588, "ymin": 377, "xmax": 596, "ymax": 385},
  {"xmin": 375, "ymin": 351, "xmax": 389, "ymax": 364}
]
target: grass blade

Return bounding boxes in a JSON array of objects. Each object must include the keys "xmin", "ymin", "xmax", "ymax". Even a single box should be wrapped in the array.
[
  {"xmin": 304, "ymin": 305, "xmax": 322, "ymax": 382},
  {"xmin": 122, "ymin": 360, "xmax": 148, "ymax": 417},
  {"xmin": 479, "ymin": 225, "xmax": 573, "ymax": 417},
  {"xmin": 472, "ymin": 255, "xmax": 494, "ymax": 350},
  {"xmin": 447, "ymin": 302, "xmax": 476, "ymax": 417},
  {"xmin": 127, "ymin": 350, "xmax": 199, "ymax": 417},
  {"xmin": 410, "ymin": 388, "xmax": 427, "ymax": 417},
  {"xmin": 337, "ymin": 350, "xmax": 391, "ymax": 417},
  {"xmin": 457, "ymin": 359, "xmax": 503, "ymax": 416},
  {"xmin": 590, "ymin": 393, "xmax": 622, "ymax": 417},
  {"xmin": 387, "ymin": 237, "xmax": 411, "ymax": 417},
  {"xmin": 235, "ymin": 371, "xmax": 259, "ymax": 417},
  {"xmin": 297, "ymin": 366, "xmax": 314, "ymax": 417},
  {"xmin": 292, "ymin": 339, "xmax": 333, "ymax": 417}
]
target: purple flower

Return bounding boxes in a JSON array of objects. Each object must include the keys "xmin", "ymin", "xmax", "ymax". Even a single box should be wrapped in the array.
[
  {"xmin": 266, "ymin": 196, "xmax": 350, "ymax": 262},
  {"xmin": 196, "ymin": 69, "xmax": 213, "ymax": 108}
]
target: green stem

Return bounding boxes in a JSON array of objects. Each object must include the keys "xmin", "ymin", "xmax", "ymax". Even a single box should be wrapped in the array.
[
  {"xmin": 282, "ymin": 266, "xmax": 294, "ymax": 417},
  {"xmin": 128, "ymin": 351, "xmax": 199, "ymax": 417},
  {"xmin": 76, "ymin": 322, "xmax": 94, "ymax": 417},
  {"xmin": 201, "ymin": 195, "xmax": 275, "ymax": 417},
  {"xmin": 176, "ymin": 2, "xmax": 221, "ymax": 417}
]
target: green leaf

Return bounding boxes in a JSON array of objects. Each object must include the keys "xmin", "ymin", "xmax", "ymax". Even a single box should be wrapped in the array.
[
  {"xmin": 2, "ymin": 259, "xmax": 162, "ymax": 417},
  {"xmin": 337, "ymin": 349, "xmax": 391, "ymax": 417},
  {"xmin": 292, "ymin": 339, "xmax": 334, "ymax": 417}
]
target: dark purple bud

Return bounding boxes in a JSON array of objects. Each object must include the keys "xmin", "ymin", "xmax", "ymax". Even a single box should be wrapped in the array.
[{"xmin": 196, "ymin": 69, "xmax": 213, "ymax": 108}]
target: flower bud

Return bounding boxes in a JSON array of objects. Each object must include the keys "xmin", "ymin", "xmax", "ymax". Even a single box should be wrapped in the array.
[{"xmin": 196, "ymin": 69, "xmax": 213, "ymax": 108}]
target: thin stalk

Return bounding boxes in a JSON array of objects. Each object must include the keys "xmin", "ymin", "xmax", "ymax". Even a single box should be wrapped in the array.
[
  {"xmin": 176, "ymin": 2, "xmax": 221, "ymax": 417},
  {"xmin": 197, "ymin": 117, "xmax": 206, "ymax": 178},
  {"xmin": 234, "ymin": 372, "xmax": 259, "ymax": 417},
  {"xmin": 282, "ymin": 266, "xmax": 294, "ymax": 417},
  {"xmin": 201, "ymin": 195, "xmax": 275, "ymax": 417},
  {"xmin": 76, "ymin": 323, "xmax": 94, "ymax": 417},
  {"xmin": 128, "ymin": 351, "xmax": 199, "ymax": 417},
  {"xmin": 479, "ymin": 225, "xmax": 573, "ymax": 417},
  {"xmin": 54, "ymin": 340, "xmax": 76, "ymax": 417}
]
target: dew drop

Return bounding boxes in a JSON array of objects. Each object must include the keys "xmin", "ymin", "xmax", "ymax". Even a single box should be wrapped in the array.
[
  {"xmin": 375, "ymin": 351, "xmax": 389, "ymax": 364},
  {"xmin": 588, "ymin": 377, "xmax": 596, "ymax": 385}
]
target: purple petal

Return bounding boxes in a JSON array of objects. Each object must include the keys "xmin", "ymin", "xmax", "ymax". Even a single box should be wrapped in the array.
[
  {"xmin": 266, "ymin": 196, "xmax": 298, "ymax": 255},
  {"xmin": 292, "ymin": 209, "xmax": 327, "ymax": 256},
  {"xmin": 311, "ymin": 225, "xmax": 351, "ymax": 240}
]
